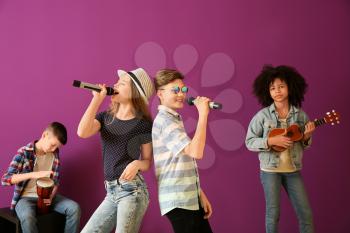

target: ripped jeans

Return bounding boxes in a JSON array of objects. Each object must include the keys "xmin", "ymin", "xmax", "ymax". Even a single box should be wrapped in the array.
[{"xmin": 81, "ymin": 174, "xmax": 149, "ymax": 233}]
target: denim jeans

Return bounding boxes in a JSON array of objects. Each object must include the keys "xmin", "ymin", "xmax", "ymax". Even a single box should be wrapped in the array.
[
  {"xmin": 15, "ymin": 194, "xmax": 81, "ymax": 233},
  {"xmin": 260, "ymin": 171, "xmax": 314, "ymax": 233},
  {"xmin": 81, "ymin": 174, "xmax": 149, "ymax": 233}
]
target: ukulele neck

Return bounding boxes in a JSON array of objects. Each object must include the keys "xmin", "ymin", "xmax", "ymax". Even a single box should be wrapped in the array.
[
  {"xmin": 299, "ymin": 118, "xmax": 324, "ymax": 132},
  {"xmin": 314, "ymin": 118, "xmax": 326, "ymax": 127}
]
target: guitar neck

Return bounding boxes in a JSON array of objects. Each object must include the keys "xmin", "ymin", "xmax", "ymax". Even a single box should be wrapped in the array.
[
  {"xmin": 314, "ymin": 118, "xmax": 326, "ymax": 127},
  {"xmin": 299, "ymin": 110, "xmax": 340, "ymax": 132},
  {"xmin": 299, "ymin": 118, "xmax": 324, "ymax": 132}
]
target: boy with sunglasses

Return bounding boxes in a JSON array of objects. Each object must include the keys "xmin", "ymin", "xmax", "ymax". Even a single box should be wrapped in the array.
[{"xmin": 152, "ymin": 69, "xmax": 213, "ymax": 233}]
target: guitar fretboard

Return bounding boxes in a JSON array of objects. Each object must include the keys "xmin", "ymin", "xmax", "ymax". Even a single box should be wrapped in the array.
[
  {"xmin": 299, "ymin": 118, "xmax": 325, "ymax": 132},
  {"xmin": 314, "ymin": 118, "xmax": 326, "ymax": 127}
]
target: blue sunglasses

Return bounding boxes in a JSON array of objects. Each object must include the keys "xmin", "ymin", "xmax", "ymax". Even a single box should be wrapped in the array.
[{"xmin": 171, "ymin": 86, "xmax": 189, "ymax": 94}]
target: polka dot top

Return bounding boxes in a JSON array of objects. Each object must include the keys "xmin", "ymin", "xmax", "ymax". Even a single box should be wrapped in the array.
[{"xmin": 96, "ymin": 111, "xmax": 152, "ymax": 181}]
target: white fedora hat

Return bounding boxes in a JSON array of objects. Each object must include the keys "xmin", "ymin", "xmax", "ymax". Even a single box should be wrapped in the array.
[{"xmin": 117, "ymin": 68, "xmax": 154, "ymax": 104}]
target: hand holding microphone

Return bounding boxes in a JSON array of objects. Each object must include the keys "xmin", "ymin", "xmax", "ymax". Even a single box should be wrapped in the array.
[
  {"xmin": 92, "ymin": 84, "xmax": 108, "ymax": 101},
  {"xmin": 189, "ymin": 96, "xmax": 211, "ymax": 115},
  {"xmin": 187, "ymin": 96, "xmax": 223, "ymax": 110}
]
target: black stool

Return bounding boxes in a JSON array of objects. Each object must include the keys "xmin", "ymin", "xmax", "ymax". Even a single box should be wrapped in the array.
[{"xmin": 0, "ymin": 207, "xmax": 66, "ymax": 233}]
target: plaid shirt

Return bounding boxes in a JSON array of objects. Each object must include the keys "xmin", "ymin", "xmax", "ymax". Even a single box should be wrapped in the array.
[{"xmin": 1, "ymin": 141, "xmax": 60, "ymax": 209}]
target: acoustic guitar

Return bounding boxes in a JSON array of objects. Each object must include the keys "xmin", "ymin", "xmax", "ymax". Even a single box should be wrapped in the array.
[{"xmin": 268, "ymin": 110, "xmax": 340, "ymax": 152}]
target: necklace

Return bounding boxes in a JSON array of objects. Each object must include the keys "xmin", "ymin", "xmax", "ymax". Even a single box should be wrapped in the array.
[{"xmin": 277, "ymin": 109, "xmax": 289, "ymax": 119}]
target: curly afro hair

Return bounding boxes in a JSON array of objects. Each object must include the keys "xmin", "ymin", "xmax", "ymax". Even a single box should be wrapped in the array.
[{"xmin": 253, "ymin": 65, "xmax": 308, "ymax": 108}]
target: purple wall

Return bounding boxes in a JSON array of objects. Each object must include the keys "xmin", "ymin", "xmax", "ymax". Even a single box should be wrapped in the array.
[{"xmin": 1, "ymin": 0, "xmax": 349, "ymax": 232}]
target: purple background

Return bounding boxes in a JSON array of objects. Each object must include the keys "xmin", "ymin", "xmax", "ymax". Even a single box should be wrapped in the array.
[{"xmin": 1, "ymin": 0, "xmax": 349, "ymax": 232}]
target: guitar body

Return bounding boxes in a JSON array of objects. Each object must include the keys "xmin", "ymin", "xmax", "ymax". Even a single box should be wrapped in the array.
[
  {"xmin": 267, "ymin": 110, "xmax": 340, "ymax": 152},
  {"xmin": 268, "ymin": 124, "xmax": 303, "ymax": 152}
]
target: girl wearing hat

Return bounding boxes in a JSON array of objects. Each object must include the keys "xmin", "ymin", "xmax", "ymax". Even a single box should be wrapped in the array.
[{"xmin": 78, "ymin": 68, "xmax": 154, "ymax": 233}]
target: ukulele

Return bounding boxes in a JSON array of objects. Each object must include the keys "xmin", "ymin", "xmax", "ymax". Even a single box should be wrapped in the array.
[{"xmin": 268, "ymin": 110, "xmax": 340, "ymax": 152}]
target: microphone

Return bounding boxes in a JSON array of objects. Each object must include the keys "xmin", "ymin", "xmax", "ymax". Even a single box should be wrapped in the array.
[
  {"xmin": 186, "ymin": 97, "xmax": 223, "ymax": 110},
  {"xmin": 72, "ymin": 80, "xmax": 116, "ymax": 95}
]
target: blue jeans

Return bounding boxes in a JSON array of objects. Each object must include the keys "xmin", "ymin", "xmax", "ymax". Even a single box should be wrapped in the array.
[
  {"xmin": 15, "ymin": 194, "xmax": 81, "ymax": 233},
  {"xmin": 81, "ymin": 174, "xmax": 149, "ymax": 233},
  {"xmin": 260, "ymin": 171, "xmax": 314, "ymax": 233}
]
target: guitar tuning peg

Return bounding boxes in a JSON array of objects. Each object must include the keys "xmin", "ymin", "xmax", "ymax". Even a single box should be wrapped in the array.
[
  {"xmin": 331, "ymin": 123, "xmax": 334, "ymax": 125},
  {"xmin": 332, "ymin": 110, "xmax": 335, "ymax": 112},
  {"xmin": 327, "ymin": 112, "xmax": 330, "ymax": 115}
]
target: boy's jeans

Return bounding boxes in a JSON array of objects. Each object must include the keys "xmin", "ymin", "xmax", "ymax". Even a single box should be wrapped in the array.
[
  {"xmin": 260, "ymin": 171, "xmax": 314, "ymax": 233},
  {"xmin": 81, "ymin": 174, "xmax": 149, "ymax": 233},
  {"xmin": 15, "ymin": 194, "xmax": 81, "ymax": 233}
]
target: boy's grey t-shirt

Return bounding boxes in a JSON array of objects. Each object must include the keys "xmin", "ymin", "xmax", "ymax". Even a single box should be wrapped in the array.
[
  {"xmin": 96, "ymin": 111, "xmax": 152, "ymax": 181},
  {"xmin": 21, "ymin": 153, "xmax": 55, "ymax": 197}
]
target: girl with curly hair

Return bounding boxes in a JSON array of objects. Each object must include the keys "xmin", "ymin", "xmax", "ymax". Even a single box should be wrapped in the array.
[{"xmin": 245, "ymin": 65, "xmax": 315, "ymax": 233}]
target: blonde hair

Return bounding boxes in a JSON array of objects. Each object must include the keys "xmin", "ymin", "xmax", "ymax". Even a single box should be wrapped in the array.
[{"xmin": 107, "ymin": 81, "xmax": 152, "ymax": 122}]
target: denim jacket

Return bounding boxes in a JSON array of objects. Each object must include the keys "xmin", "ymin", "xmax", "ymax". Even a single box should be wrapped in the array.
[{"xmin": 245, "ymin": 104, "xmax": 312, "ymax": 170}]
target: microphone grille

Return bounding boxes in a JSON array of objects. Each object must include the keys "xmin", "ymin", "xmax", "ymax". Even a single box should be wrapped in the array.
[
  {"xmin": 72, "ymin": 80, "xmax": 81, "ymax": 87},
  {"xmin": 187, "ymin": 97, "xmax": 195, "ymax": 105},
  {"xmin": 106, "ymin": 87, "xmax": 115, "ymax": 95}
]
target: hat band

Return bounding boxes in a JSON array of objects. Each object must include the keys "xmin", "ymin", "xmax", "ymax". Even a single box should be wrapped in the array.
[{"xmin": 127, "ymin": 71, "xmax": 147, "ymax": 98}]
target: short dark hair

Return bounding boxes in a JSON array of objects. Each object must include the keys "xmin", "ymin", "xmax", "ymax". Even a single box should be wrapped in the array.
[
  {"xmin": 154, "ymin": 69, "xmax": 184, "ymax": 90},
  {"xmin": 253, "ymin": 65, "xmax": 308, "ymax": 107},
  {"xmin": 46, "ymin": 122, "xmax": 67, "ymax": 145}
]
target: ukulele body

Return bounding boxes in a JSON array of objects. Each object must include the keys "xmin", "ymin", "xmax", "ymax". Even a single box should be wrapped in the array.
[
  {"xmin": 268, "ymin": 124, "xmax": 303, "ymax": 152},
  {"xmin": 266, "ymin": 110, "xmax": 339, "ymax": 152}
]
